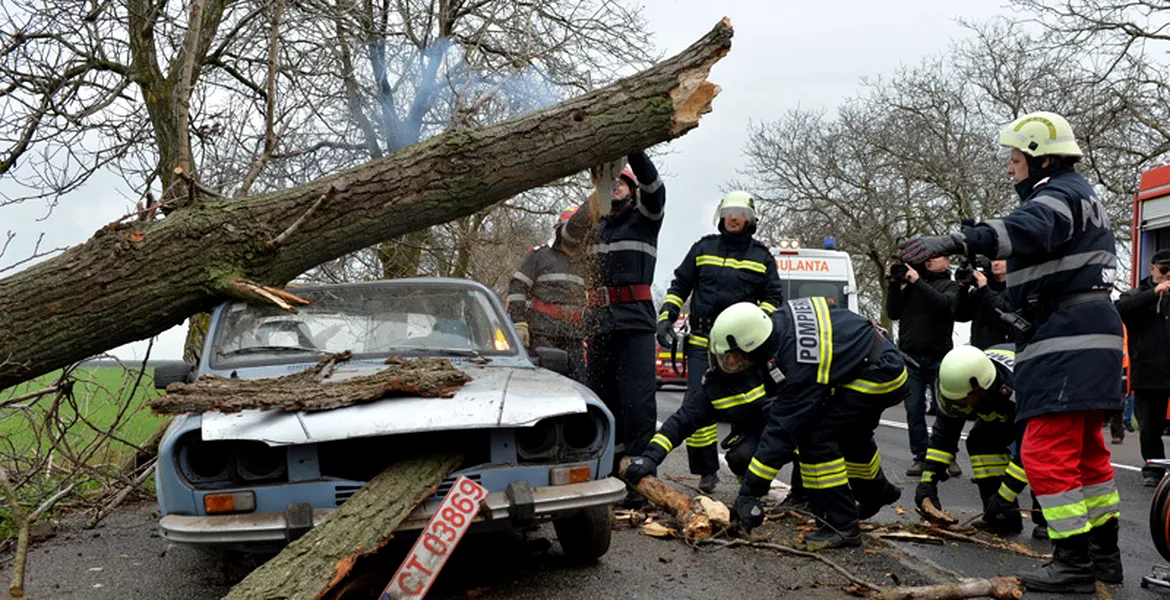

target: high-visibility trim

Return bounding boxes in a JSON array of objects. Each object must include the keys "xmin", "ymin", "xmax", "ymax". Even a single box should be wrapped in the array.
[
  {"xmin": 760, "ymin": 301, "xmax": 777, "ymax": 314},
  {"xmin": 985, "ymin": 218, "xmax": 1012, "ymax": 259},
  {"xmin": 1030, "ymin": 194, "xmax": 1074, "ymax": 224},
  {"xmin": 841, "ymin": 367, "xmax": 908, "ymax": 394},
  {"xmin": 512, "ymin": 271, "xmax": 533, "ymax": 286},
  {"xmin": 1017, "ymin": 333, "xmax": 1124, "ymax": 363},
  {"xmin": 658, "ymin": 311, "xmax": 672, "ymax": 322},
  {"xmin": 650, "ymin": 433, "xmax": 674, "ymax": 453},
  {"xmin": 977, "ymin": 411, "xmax": 1011, "ymax": 422},
  {"xmin": 998, "ymin": 483, "xmax": 1021, "ymax": 502},
  {"xmin": 694, "ymin": 255, "xmax": 769, "ymax": 274},
  {"xmin": 925, "ymin": 448, "xmax": 955, "ymax": 465},
  {"xmin": 1007, "ymin": 249, "xmax": 1117, "ymax": 288},
  {"xmin": 689, "ymin": 334, "xmax": 709, "ymax": 348},
  {"xmin": 640, "ymin": 177, "xmax": 663, "ymax": 194},
  {"xmin": 845, "ymin": 451, "xmax": 881, "ymax": 480},
  {"xmin": 664, "ymin": 294, "xmax": 684, "ymax": 309},
  {"xmin": 685, "ymin": 424, "xmax": 719, "ymax": 448},
  {"xmin": 1005, "ymin": 462, "xmax": 1028, "ymax": 484},
  {"xmin": 800, "ymin": 458, "xmax": 848, "ymax": 489},
  {"xmin": 710, "ymin": 384, "xmax": 767, "ymax": 410},
  {"xmin": 921, "ymin": 471, "xmax": 936, "ymax": 483},
  {"xmin": 1084, "ymin": 480, "xmax": 1121, "ymax": 524},
  {"xmin": 637, "ymin": 198, "xmax": 664, "ymax": 220},
  {"xmin": 589, "ymin": 240, "xmax": 657, "ymax": 258},
  {"xmin": 748, "ymin": 458, "xmax": 780, "ymax": 481},
  {"xmin": 812, "ymin": 297, "xmax": 833, "ymax": 384},
  {"xmin": 535, "ymin": 273, "xmax": 586, "ymax": 285},
  {"xmin": 506, "ymin": 293, "xmax": 526, "ymax": 304},
  {"xmin": 970, "ymin": 454, "xmax": 1010, "ymax": 480},
  {"xmin": 658, "ymin": 351, "xmax": 675, "ymax": 359},
  {"xmin": 1038, "ymin": 490, "xmax": 1091, "ymax": 539}
]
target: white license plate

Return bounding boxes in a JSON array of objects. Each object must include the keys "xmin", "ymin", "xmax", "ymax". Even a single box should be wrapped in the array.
[{"xmin": 381, "ymin": 475, "xmax": 487, "ymax": 600}]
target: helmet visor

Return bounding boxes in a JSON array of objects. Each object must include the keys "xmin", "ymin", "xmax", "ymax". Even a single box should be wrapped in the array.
[
  {"xmin": 711, "ymin": 349, "xmax": 754, "ymax": 374},
  {"xmin": 719, "ymin": 206, "xmax": 755, "ymax": 222}
]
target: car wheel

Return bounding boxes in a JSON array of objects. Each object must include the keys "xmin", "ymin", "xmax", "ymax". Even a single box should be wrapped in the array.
[
  {"xmin": 552, "ymin": 505, "xmax": 613, "ymax": 562},
  {"xmin": 1151, "ymin": 472, "xmax": 1170, "ymax": 562}
]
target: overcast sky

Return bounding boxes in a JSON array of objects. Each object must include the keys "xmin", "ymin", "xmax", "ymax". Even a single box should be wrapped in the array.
[{"xmin": 0, "ymin": 0, "xmax": 1009, "ymax": 360}]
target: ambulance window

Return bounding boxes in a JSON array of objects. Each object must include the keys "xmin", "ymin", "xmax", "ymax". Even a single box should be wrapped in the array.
[{"xmin": 784, "ymin": 280, "xmax": 847, "ymax": 306}]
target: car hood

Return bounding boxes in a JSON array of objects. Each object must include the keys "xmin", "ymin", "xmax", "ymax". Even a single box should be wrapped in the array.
[{"xmin": 199, "ymin": 365, "xmax": 587, "ymax": 445}]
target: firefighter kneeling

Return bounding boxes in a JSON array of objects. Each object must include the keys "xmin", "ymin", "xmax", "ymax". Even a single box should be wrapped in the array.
[
  {"xmin": 626, "ymin": 300, "xmax": 907, "ymax": 550},
  {"xmin": 913, "ymin": 345, "xmax": 1048, "ymax": 538}
]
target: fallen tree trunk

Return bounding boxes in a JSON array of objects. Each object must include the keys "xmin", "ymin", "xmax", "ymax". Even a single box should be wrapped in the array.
[
  {"xmin": 222, "ymin": 453, "xmax": 462, "ymax": 600},
  {"xmin": 618, "ymin": 457, "xmax": 723, "ymax": 540},
  {"xmin": 150, "ymin": 355, "xmax": 472, "ymax": 414},
  {"xmin": 868, "ymin": 576, "xmax": 1025, "ymax": 600},
  {"xmin": 0, "ymin": 18, "xmax": 733, "ymax": 391}
]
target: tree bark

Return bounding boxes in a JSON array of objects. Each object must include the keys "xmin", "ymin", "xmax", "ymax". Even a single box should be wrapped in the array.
[
  {"xmin": 618, "ymin": 457, "xmax": 721, "ymax": 540},
  {"xmin": 0, "ymin": 19, "xmax": 733, "ymax": 390},
  {"xmin": 868, "ymin": 577, "xmax": 1025, "ymax": 600}
]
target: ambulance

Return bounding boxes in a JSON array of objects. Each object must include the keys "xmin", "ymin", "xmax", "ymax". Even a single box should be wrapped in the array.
[{"xmin": 772, "ymin": 237, "xmax": 859, "ymax": 311}]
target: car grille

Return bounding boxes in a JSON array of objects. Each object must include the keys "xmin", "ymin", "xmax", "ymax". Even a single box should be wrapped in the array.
[{"xmin": 334, "ymin": 474, "xmax": 483, "ymax": 507}]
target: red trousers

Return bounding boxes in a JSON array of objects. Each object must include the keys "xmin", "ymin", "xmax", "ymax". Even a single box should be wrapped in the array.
[{"xmin": 1022, "ymin": 410, "xmax": 1119, "ymax": 539}]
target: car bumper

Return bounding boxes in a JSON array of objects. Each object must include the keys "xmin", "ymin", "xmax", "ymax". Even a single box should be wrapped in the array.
[{"xmin": 159, "ymin": 477, "xmax": 627, "ymax": 548}]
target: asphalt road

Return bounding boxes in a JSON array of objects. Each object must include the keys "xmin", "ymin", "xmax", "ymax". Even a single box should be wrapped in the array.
[{"xmin": 6, "ymin": 385, "xmax": 1163, "ymax": 599}]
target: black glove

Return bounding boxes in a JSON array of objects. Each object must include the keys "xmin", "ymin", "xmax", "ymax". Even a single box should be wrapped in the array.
[
  {"xmin": 656, "ymin": 318, "xmax": 678, "ymax": 350},
  {"xmin": 732, "ymin": 494, "xmax": 765, "ymax": 533},
  {"xmin": 623, "ymin": 456, "xmax": 658, "ymax": 485},
  {"xmin": 898, "ymin": 232, "xmax": 966, "ymax": 264},
  {"xmin": 983, "ymin": 493, "xmax": 1017, "ymax": 521},
  {"xmin": 914, "ymin": 481, "xmax": 940, "ymax": 511}
]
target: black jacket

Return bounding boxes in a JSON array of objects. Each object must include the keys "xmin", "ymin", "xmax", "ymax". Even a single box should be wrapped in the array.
[
  {"xmin": 1117, "ymin": 277, "xmax": 1170, "ymax": 390},
  {"xmin": 955, "ymin": 277, "xmax": 1014, "ymax": 349},
  {"xmin": 886, "ymin": 268, "xmax": 958, "ymax": 360},
  {"xmin": 661, "ymin": 232, "xmax": 785, "ymax": 340},
  {"xmin": 506, "ymin": 243, "xmax": 586, "ymax": 339}
]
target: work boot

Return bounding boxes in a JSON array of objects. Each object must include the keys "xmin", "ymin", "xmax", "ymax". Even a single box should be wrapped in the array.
[
  {"xmin": 1089, "ymin": 520, "xmax": 1123, "ymax": 584},
  {"xmin": 1018, "ymin": 533, "xmax": 1096, "ymax": 593},
  {"xmin": 857, "ymin": 484, "xmax": 901, "ymax": 520},
  {"xmin": 698, "ymin": 473, "xmax": 719, "ymax": 494},
  {"xmin": 802, "ymin": 524, "xmax": 863, "ymax": 551},
  {"xmin": 1032, "ymin": 525, "xmax": 1050, "ymax": 541},
  {"xmin": 905, "ymin": 461, "xmax": 925, "ymax": 477}
]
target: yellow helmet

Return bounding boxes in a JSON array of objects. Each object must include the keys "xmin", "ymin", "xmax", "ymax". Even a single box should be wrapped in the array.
[
  {"xmin": 709, "ymin": 302, "xmax": 773, "ymax": 373},
  {"xmin": 937, "ymin": 346, "xmax": 997, "ymax": 402},
  {"xmin": 712, "ymin": 190, "xmax": 757, "ymax": 227},
  {"xmin": 998, "ymin": 111, "xmax": 1083, "ymax": 158}
]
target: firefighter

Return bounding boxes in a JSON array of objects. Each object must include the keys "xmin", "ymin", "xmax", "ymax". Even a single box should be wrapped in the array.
[
  {"xmin": 656, "ymin": 190, "xmax": 785, "ymax": 493},
  {"xmin": 626, "ymin": 300, "xmax": 907, "ymax": 550},
  {"xmin": 505, "ymin": 206, "xmax": 586, "ymax": 381},
  {"xmin": 560, "ymin": 150, "xmax": 664, "ymax": 474},
  {"xmin": 900, "ymin": 111, "xmax": 1123, "ymax": 592},
  {"xmin": 913, "ymin": 345, "xmax": 1048, "ymax": 539}
]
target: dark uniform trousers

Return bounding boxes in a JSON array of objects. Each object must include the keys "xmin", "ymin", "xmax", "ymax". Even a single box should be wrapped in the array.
[
  {"xmin": 587, "ymin": 330, "xmax": 658, "ymax": 462},
  {"xmin": 682, "ymin": 344, "xmax": 720, "ymax": 475}
]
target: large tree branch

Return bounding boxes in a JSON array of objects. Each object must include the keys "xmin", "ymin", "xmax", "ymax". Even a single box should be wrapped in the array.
[{"xmin": 0, "ymin": 18, "xmax": 733, "ymax": 390}]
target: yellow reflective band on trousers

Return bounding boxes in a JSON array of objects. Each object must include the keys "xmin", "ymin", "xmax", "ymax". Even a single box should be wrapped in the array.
[
  {"xmin": 650, "ymin": 433, "xmax": 674, "ymax": 453},
  {"xmin": 1084, "ymin": 480, "xmax": 1121, "ymax": 527},
  {"xmin": 685, "ymin": 424, "xmax": 719, "ymax": 448},
  {"xmin": 812, "ymin": 297, "xmax": 833, "ymax": 384},
  {"xmin": 799, "ymin": 458, "xmax": 848, "ymax": 490},
  {"xmin": 695, "ymin": 255, "xmax": 768, "ymax": 273},
  {"xmin": 1005, "ymin": 462, "xmax": 1028, "ymax": 484},
  {"xmin": 689, "ymin": 335, "xmax": 709, "ymax": 348},
  {"xmin": 969, "ymin": 454, "xmax": 1010, "ymax": 480},
  {"xmin": 841, "ymin": 367, "xmax": 908, "ymax": 394},
  {"xmin": 664, "ymin": 294, "xmax": 684, "ymax": 309},
  {"xmin": 748, "ymin": 457, "xmax": 780, "ymax": 481},
  {"xmin": 845, "ymin": 450, "xmax": 881, "ymax": 480},
  {"xmin": 760, "ymin": 301, "xmax": 777, "ymax": 314},
  {"xmin": 1038, "ymin": 489, "xmax": 1092, "ymax": 539},
  {"xmin": 925, "ymin": 448, "xmax": 954, "ymax": 466},
  {"xmin": 711, "ymin": 384, "xmax": 766, "ymax": 410}
]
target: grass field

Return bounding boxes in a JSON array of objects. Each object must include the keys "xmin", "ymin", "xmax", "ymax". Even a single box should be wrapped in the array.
[{"xmin": 0, "ymin": 365, "xmax": 169, "ymax": 467}]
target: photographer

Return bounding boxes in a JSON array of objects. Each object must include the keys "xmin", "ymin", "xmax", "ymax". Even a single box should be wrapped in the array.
[
  {"xmin": 886, "ymin": 256, "xmax": 960, "ymax": 477},
  {"xmin": 955, "ymin": 257, "xmax": 1014, "ymax": 349}
]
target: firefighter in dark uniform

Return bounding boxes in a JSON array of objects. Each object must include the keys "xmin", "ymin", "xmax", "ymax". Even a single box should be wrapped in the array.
[
  {"xmin": 913, "ymin": 344, "xmax": 1048, "ymax": 538},
  {"xmin": 900, "ymin": 111, "xmax": 1123, "ymax": 592},
  {"xmin": 561, "ymin": 150, "xmax": 664, "ymax": 468},
  {"xmin": 506, "ymin": 206, "xmax": 586, "ymax": 381},
  {"xmin": 627, "ymin": 300, "xmax": 907, "ymax": 550},
  {"xmin": 656, "ymin": 191, "xmax": 785, "ymax": 493}
]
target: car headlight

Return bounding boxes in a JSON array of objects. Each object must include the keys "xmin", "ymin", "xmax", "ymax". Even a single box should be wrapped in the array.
[
  {"xmin": 516, "ymin": 420, "xmax": 559, "ymax": 460},
  {"xmin": 559, "ymin": 411, "xmax": 604, "ymax": 454},
  {"xmin": 517, "ymin": 407, "xmax": 607, "ymax": 462},
  {"xmin": 236, "ymin": 442, "xmax": 287, "ymax": 481},
  {"xmin": 177, "ymin": 436, "xmax": 232, "ymax": 484}
]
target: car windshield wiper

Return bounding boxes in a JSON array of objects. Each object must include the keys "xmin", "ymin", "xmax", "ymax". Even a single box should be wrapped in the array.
[
  {"xmin": 222, "ymin": 345, "xmax": 323, "ymax": 356},
  {"xmin": 390, "ymin": 346, "xmax": 491, "ymax": 363}
]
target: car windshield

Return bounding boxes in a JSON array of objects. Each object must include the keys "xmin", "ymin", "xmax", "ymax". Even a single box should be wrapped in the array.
[
  {"xmin": 209, "ymin": 282, "xmax": 517, "ymax": 368},
  {"xmin": 781, "ymin": 279, "xmax": 847, "ymax": 307}
]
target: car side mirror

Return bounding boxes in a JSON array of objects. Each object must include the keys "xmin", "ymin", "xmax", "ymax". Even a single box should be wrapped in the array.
[
  {"xmin": 154, "ymin": 362, "xmax": 194, "ymax": 390},
  {"xmin": 533, "ymin": 347, "xmax": 570, "ymax": 376}
]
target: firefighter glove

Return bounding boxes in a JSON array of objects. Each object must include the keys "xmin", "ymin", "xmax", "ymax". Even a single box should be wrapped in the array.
[
  {"xmin": 899, "ymin": 232, "xmax": 966, "ymax": 264},
  {"xmin": 914, "ymin": 481, "xmax": 940, "ymax": 511},
  {"xmin": 983, "ymin": 493, "xmax": 1017, "ymax": 521},
  {"xmin": 733, "ymin": 494, "xmax": 765, "ymax": 533},
  {"xmin": 656, "ymin": 317, "xmax": 678, "ymax": 350},
  {"xmin": 514, "ymin": 322, "xmax": 530, "ymax": 347},
  {"xmin": 624, "ymin": 456, "xmax": 657, "ymax": 485}
]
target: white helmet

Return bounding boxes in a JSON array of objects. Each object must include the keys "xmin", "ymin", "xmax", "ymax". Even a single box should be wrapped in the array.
[
  {"xmin": 937, "ymin": 345, "xmax": 997, "ymax": 407},
  {"xmin": 998, "ymin": 111, "xmax": 1083, "ymax": 158},
  {"xmin": 712, "ymin": 191, "xmax": 757, "ymax": 226},
  {"xmin": 709, "ymin": 302, "xmax": 773, "ymax": 373}
]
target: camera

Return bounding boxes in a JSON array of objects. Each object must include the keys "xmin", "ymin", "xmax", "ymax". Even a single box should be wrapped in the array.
[
  {"xmin": 955, "ymin": 254, "xmax": 992, "ymax": 286},
  {"xmin": 888, "ymin": 263, "xmax": 909, "ymax": 282}
]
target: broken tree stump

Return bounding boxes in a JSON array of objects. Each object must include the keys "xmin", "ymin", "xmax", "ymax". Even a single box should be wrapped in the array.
[
  {"xmin": 150, "ymin": 355, "xmax": 472, "ymax": 414},
  {"xmin": 221, "ymin": 453, "xmax": 462, "ymax": 600},
  {"xmin": 618, "ymin": 457, "xmax": 725, "ymax": 540},
  {"xmin": 869, "ymin": 576, "xmax": 1025, "ymax": 600}
]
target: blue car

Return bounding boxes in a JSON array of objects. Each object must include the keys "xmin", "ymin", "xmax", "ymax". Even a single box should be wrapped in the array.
[{"xmin": 152, "ymin": 278, "xmax": 624, "ymax": 560}]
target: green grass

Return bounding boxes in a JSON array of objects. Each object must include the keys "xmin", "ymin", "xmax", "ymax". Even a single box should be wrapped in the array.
[{"xmin": 0, "ymin": 365, "xmax": 169, "ymax": 467}]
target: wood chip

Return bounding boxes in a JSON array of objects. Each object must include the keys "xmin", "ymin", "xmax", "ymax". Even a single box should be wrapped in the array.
[{"xmin": 642, "ymin": 521, "xmax": 677, "ymax": 538}]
